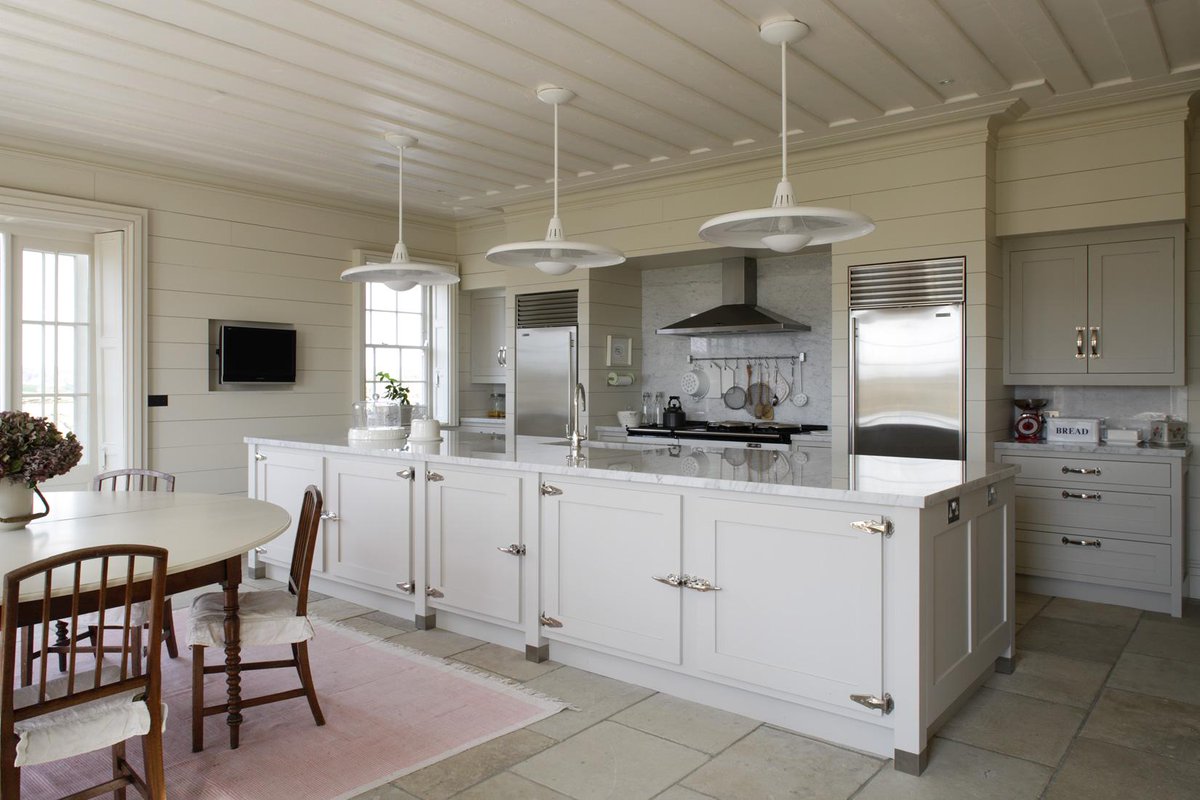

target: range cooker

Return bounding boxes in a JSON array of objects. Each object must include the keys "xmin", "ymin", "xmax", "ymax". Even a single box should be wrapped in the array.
[{"xmin": 626, "ymin": 420, "xmax": 828, "ymax": 450}]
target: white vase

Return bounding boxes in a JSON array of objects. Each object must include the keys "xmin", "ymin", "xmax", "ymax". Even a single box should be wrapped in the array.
[{"xmin": 0, "ymin": 480, "xmax": 34, "ymax": 531}]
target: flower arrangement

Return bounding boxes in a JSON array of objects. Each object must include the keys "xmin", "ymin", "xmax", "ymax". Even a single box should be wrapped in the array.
[
  {"xmin": 375, "ymin": 371, "xmax": 411, "ymax": 405},
  {"xmin": 0, "ymin": 411, "xmax": 83, "ymax": 488}
]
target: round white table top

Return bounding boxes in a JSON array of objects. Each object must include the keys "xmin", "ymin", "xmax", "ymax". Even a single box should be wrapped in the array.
[{"xmin": 1, "ymin": 492, "xmax": 291, "ymax": 604}]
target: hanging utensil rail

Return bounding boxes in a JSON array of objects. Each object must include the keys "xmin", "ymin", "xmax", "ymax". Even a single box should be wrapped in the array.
[{"xmin": 687, "ymin": 354, "xmax": 804, "ymax": 365}]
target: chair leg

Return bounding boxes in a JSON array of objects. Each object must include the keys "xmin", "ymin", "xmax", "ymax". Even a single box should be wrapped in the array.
[
  {"xmin": 0, "ymin": 732, "xmax": 19, "ymax": 800},
  {"xmin": 162, "ymin": 598, "xmax": 179, "ymax": 659},
  {"xmin": 192, "ymin": 645, "xmax": 205, "ymax": 753},
  {"xmin": 293, "ymin": 641, "xmax": 326, "ymax": 726},
  {"xmin": 143, "ymin": 699, "xmax": 167, "ymax": 800},
  {"xmin": 112, "ymin": 740, "xmax": 128, "ymax": 800}
]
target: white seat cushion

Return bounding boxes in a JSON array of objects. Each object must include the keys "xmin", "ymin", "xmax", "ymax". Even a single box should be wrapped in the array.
[
  {"xmin": 78, "ymin": 601, "xmax": 154, "ymax": 629},
  {"xmin": 12, "ymin": 665, "xmax": 167, "ymax": 768},
  {"xmin": 186, "ymin": 590, "xmax": 315, "ymax": 648}
]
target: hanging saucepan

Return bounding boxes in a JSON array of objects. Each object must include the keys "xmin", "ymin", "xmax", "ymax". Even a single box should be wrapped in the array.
[{"xmin": 662, "ymin": 396, "xmax": 688, "ymax": 429}]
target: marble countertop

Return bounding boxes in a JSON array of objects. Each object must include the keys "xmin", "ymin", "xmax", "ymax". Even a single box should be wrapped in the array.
[
  {"xmin": 248, "ymin": 432, "xmax": 1016, "ymax": 508},
  {"xmin": 994, "ymin": 441, "xmax": 1192, "ymax": 459}
]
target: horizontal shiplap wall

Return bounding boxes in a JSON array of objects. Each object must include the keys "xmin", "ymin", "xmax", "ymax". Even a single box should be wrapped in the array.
[{"xmin": 0, "ymin": 143, "xmax": 453, "ymax": 493}]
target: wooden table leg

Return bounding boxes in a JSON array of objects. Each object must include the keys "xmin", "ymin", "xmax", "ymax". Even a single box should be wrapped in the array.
[{"xmin": 219, "ymin": 556, "xmax": 243, "ymax": 749}]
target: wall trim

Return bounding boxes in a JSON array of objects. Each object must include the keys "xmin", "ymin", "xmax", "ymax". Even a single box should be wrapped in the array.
[{"xmin": 998, "ymin": 92, "xmax": 1195, "ymax": 149}]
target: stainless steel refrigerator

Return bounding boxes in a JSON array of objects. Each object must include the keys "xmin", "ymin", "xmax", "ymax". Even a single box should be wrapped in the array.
[
  {"xmin": 849, "ymin": 258, "xmax": 965, "ymax": 461},
  {"xmin": 515, "ymin": 326, "xmax": 578, "ymax": 437}
]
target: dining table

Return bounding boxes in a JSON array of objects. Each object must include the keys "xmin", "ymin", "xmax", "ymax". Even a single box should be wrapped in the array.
[{"xmin": 0, "ymin": 490, "xmax": 291, "ymax": 750}]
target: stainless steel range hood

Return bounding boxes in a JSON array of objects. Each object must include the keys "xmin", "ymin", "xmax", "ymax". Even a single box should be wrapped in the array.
[{"xmin": 656, "ymin": 256, "xmax": 810, "ymax": 336}]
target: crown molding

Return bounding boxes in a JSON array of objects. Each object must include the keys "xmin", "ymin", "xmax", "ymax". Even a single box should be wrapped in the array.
[{"xmin": 997, "ymin": 91, "xmax": 1196, "ymax": 149}]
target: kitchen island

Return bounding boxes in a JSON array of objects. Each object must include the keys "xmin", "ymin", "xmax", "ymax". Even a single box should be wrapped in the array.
[{"xmin": 246, "ymin": 431, "xmax": 1016, "ymax": 775}]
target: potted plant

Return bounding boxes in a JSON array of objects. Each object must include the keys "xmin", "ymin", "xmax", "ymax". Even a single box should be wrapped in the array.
[
  {"xmin": 375, "ymin": 371, "xmax": 414, "ymax": 426},
  {"xmin": 0, "ymin": 411, "xmax": 83, "ymax": 530}
]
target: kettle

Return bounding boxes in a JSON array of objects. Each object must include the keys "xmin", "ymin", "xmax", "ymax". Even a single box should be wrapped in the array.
[{"xmin": 662, "ymin": 396, "xmax": 687, "ymax": 429}]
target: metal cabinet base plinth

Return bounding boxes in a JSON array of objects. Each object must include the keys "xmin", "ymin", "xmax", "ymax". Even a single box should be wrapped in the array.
[
  {"xmin": 894, "ymin": 747, "xmax": 929, "ymax": 776},
  {"xmin": 526, "ymin": 643, "xmax": 549, "ymax": 663},
  {"xmin": 416, "ymin": 613, "xmax": 436, "ymax": 630},
  {"xmin": 994, "ymin": 656, "xmax": 1015, "ymax": 675}
]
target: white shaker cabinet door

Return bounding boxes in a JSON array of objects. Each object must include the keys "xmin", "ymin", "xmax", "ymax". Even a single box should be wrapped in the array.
[
  {"xmin": 323, "ymin": 456, "xmax": 414, "ymax": 593},
  {"xmin": 253, "ymin": 447, "xmax": 324, "ymax": 571},
  {"xmin": 686, "ymin": 497, "xmax": 883, "ymax": 712},
  {"xmin": 426, "ymin": 465, "xmax": 523, "ymax": 623},
  {"xmin": 469, "ymin": 292, "xmax": 507, "ymax": 383},
  {"xmin": 541, "ymin": 479, "xmax": 683, "ymax": 664}
]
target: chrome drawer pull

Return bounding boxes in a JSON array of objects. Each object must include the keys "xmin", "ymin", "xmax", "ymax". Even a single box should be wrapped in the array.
[
  {"xmin": 1062, "ymin": 491, "xmax": 1101, "ymax": 501},
  {"xmin": 254, "ymin": 452, "xmax": 267, "ymax": 461},
  {"xmin": 684, "ymin": 577, "xmax": 722, "ymax": 592},
  {"xmin": 426, "ymin": 471, "xmax": 444, "ymax": 482},
  {"xmin": 652, "ymin": 573, "xmax": 686, "ymax": 587},
  {"xmin": 396, "ymin": 581, "xmax": 415, "ymax": 594},
  {"xmin": 1062, "ymin": 536, "xmax": 1102, "ymax": 548},
  {"xmin": 1062, "ymin": 466, "xmax": 1101, "ymax": 475}
]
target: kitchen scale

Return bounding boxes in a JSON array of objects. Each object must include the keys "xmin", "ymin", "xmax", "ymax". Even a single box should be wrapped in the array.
[{"xmin": 1013, "ymin": 399, "xmax": 1048, "ymax": 442}]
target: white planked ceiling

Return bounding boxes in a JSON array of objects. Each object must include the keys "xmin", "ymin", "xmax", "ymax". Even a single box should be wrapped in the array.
[{"xmin": 0, "ymin": 0, "xmax": 1197, "ymax": 218}]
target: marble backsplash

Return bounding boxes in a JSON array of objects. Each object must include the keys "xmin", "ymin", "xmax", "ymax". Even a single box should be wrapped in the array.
[
  {"xmin": 1014, "ymin": 385, "xmax": 1187, "ymax": 437},
  {"xmin": 640, "ymin": 251, "xmax": 832, "ymax": 426}
]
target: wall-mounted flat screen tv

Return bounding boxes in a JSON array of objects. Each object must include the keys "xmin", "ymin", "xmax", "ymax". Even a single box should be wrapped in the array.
[{"xmin": 218, "ymin": 325, "xmax": 297, "ymax": 384}]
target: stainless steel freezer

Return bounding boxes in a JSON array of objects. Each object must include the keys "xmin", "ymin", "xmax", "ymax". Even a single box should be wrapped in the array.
[{"xmin": 515, "ymin": 325, "xmax": 577, "ymax": 437}]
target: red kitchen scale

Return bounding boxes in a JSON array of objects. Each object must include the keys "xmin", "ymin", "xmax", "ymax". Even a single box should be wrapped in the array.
[{"xmin": 1013, "ymin": 399, "xmax": 1048, "ymax": 442}]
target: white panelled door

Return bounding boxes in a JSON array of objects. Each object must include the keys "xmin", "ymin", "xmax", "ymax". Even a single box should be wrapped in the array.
[
  {"xmin": 323, "ymin": 456, "xmax": 414, "ymax": 593},
  {"xmin": 252, "ymin": 447, "xmax": 324, "ymax": 569}
]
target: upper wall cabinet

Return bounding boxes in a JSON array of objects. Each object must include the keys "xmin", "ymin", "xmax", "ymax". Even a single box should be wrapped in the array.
[
  {"xmin": 1004, "ymin": 225, "xmax": 1184, "ymax": 386},
  {"xmin": 469, "ymin": 290, "xmax": 507, "ymax": 384}
]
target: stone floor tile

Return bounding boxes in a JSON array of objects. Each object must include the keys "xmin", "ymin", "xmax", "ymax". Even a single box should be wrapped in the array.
[
  {"xmin": 611, "ymin": 693, "xmax": 759, "ymax": 755},
  {"xmin": 854, "ymin": 738, "xmax": 1051, "ymax": 800},
  {"xmin": 307, "ymin": 590, "xmax": 331, "ymax": 602},
  {"xmin": 1082, "ymin": 688, "xmax": 1200, "ymax": 763},
  {"xmin": 350, "ymin": 784, "xmax": 421, "ymax": 800},
  {"xmin": 1108, "ymin": 651, "xmax": 1200, "ymax": 706},
  {"xmin": 454, "ymin": 772, "xmax": 572, "ymax": 799},
  {"xmin": 306, "ymin": 596, "xmax": 374, "ymax": 621},
  {"xmin": 984, "ymin": 649, "xmax": 1110, "ymax": 709},
  {"xmin": 1039, "ymin": 597, "xmax": 1141, "ymax": 630},
  {"xmin": 385, "ymin": 628, "xmax": 484, "ymax": 658},
  {"xmin": 244, "ymin": 577, "xmax": 286, "ymax": 591},
  {"xmin": 936, "ymin": 688, "xmax": 1085, "ymax": 766},
  {"xmin": 394, "ymin": 729, "xmax": 555, "ymax": 800},
  {"xmin": 1044, "ymin": 738, "xmax": 1200, "ymax": 800},
  {"xmin": 1126, "ymin": 619, "xmax": 1200, "ymax": 662},
  {"xmin": 453, "ymin": 643, "xmax": 563, "ymax": 682},
  {"xmin": 1141, "ymin": 599, "xmax": 1200, "ymax": 628},
  {"xmin": 336, "ymin": 614, "xmax": 414, "ymax": 641},
  {"xmin": 1015, "ymin": 592, "xmax": 1052, "ymax": 625},
  {"xmin": 652, "ymin": 787, "xmax": 715, "ymax": 800},
  {"xmin": 1016, "ymin": 616, "xmax": 1130, "ymax": 664},
  {"xmin": 522, "ymin": 667, "xmax": 655, "ymax": 741},
  {"xmin": 681, "ymin": 726, "xmax": 880, "ymax": 800},
  {"xmin": 512, "ymin": 721, "xmax": 708, "ymax": 800},
  {"xmin": 362, "ymin": 610, "xmax": 418, "ymax": 632}
]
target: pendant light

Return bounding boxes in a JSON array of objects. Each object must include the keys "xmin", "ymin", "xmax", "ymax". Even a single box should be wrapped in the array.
[
  {"xmin": 485, "ymin": 86, "xmax": 625, "ymax": 275},
  {"xmin": 698, "ymin": 19, "xmax": 874, "ymax": 253},
  {"xmin": 341, "ymin": 133, "xmax": 460, "ymax": 292}
]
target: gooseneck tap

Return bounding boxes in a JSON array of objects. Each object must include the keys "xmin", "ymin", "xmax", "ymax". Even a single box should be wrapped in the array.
[{"xmin": 567, "ymin": 381, "xmax": 588, "ymax": 448}]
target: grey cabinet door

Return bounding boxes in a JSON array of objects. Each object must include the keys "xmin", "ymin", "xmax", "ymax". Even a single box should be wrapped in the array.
[
  {"xmin": 1007, "ymin": 245, "xmax": 1088, "ymax": 376},
  {"xmin": 1087, "ymin": 238, "xmax": 1175, "ymax": 374}
]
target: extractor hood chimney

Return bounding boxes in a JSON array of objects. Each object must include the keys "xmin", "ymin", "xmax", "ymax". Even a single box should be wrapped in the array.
[{"xmin": 656, "ymin": 256, "xmax": 811, "ymax": 336}]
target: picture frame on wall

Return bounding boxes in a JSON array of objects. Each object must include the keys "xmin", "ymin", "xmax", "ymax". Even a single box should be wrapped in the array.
[{"xmin": 606, "ymin": 335, "xmax": 632, "ymax": 367}]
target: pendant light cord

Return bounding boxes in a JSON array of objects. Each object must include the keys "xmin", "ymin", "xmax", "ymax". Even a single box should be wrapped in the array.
[
  {"xmin": 553, "ymin": 101, "xmax": 560, "ymax": 218},
  {"xmin": 780, "ymin": 40, "xmax": 788, "ymax": 181},
  {"xmin": 396, "ymin": 144, "xmax": 404, "ymax": 241}
]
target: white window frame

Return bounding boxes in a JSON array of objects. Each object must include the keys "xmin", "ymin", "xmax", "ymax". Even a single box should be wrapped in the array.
[
  {"xmin": 350, "ymin": 249, "xmax": 458, "ymax": 425},
  {"xmin": 0, "ymin": 188, "xmax": 147, "ymax": 466}
]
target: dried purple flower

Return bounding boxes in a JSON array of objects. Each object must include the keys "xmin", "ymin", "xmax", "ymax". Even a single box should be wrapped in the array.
[{"xmin": 0, "ymin": 411, "xmax": 83, "ymax": 487}]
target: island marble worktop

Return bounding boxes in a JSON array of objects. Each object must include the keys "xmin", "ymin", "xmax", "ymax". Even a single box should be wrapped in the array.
[{"xmin": 247, "ymin": 431, "xmax": 1016, "ymax": 509}]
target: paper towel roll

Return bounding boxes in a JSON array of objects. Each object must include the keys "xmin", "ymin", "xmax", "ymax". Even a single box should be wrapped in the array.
[{"xmin": 607, "ymin": 372, "xmax": 635, "ymax": 386}]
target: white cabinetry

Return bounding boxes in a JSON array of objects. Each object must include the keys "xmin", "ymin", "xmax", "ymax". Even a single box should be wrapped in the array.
[
  {"xmin": 469, "ymin": 291, "xmax": 506, "ymax": 384},
  {"xmin": 540, "ymin": 478, "xmax": 683, "ymax": 664},
  {"xmin": 323, "ymin": 456, "xmax": 416, "ymax": 595},
  {"xmin": 686, "ymin": 497, "xmax": 883, "ymax": 712},
  {"xmin": 426, "ymin": 465, "xmax": 523, "ymax": 623},
  {"xmin": 997, "ymin": 446, "xmax": 1186, "ymax": 615},
  {"xmin": 251, "ymin": 446, "xmax": 324, "ymax": 570}
]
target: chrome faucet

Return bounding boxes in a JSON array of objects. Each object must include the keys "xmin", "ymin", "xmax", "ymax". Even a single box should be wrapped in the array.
[{"xmin": 567, "ymin": 381, "xmax": 588, "ymax": 448}]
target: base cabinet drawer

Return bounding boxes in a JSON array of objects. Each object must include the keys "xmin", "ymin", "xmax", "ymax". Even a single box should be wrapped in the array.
[
  {"xmin": 1001, "ymin": 454, "xmax": 1170, "ymax": 489},
  {"xmin": 1014, "ymin": 486, "xmax": 1171, "ymax": 540},
  {"xmin": 1016, "ymin": 529, "xmax": 1170, "ymax": 588}
]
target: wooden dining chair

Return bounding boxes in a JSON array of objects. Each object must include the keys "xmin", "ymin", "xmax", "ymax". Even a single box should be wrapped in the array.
[
  {"xmin": 22, "ymin": 469, "xmax": 180, "ymax": 686},
  {"xmin": 1, "ymin": 544, "xmax": 168, "ymax": 800},
  {"xmin": 187, "ymin": 485, "xmax": 326, "ymax": 752}
]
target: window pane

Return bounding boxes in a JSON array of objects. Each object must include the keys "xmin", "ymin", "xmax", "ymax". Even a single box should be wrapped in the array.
[
  {"xmin": 407, "ymin": 382, "xmax": 427, "ymax": 408},
  {"xmin": 369, "ymin": 311, "xmax": 399, "ymax": 346},
  {"xmin": 368, "ymin": 283, "xmax": 397, "ymax": 312},
  {"xmin": 22, "ymin": 251, "xmax": 44, "ymax": 322},
  {"xmin": 57, "ymin": 254, "xmax": 77, "ymax": 322},
  {"xmin": 399, "ymin": 348, "xmax": 425, "ymax": 382},
  {"xmin": 57, "ymin": 327, "xmax": 75, "ymax": 393},
  {"xmin": 374, "ymin": 348, "xmax": 400, "ymax": 379},
  {"xmin": 22, "ymin": 397, "xmax": 44, "ymax": 418},
  {"xmin": 397, "ymin": 313, "xmax": 423, "ymax": 344},
  {"xmin": 395, "ymin": 285, "xmax": 425, "ymax": 314},
  {"xmin": 22, "ymin": 323, "xmax": 44, "ymax": 395}
]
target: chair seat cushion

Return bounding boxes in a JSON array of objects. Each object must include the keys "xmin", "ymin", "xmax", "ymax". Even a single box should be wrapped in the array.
[
  {"xmin": 13, "ymin": 665, "xmax": 167, "ymax": 768},
  {"xmin": 186, "ymin": 590, "xmax": 315, "ymax": 648},
  {"xmin": 79, "ymin": 601, "xmax": 153, "ymax": 628}
]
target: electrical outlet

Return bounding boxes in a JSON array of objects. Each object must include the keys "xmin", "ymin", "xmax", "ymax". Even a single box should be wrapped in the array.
[
  {"xmin": 1044, "ymin": 410, "xmax": 1060, "ymax": 418},
  {"xmin": 947, "ymin": 497, "xmax": 960, "ymax": 523}
]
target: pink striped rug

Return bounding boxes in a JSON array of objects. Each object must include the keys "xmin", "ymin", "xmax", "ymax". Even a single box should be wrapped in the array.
[{"xmin": 20, "ymin": 615, "xmax": 566, "ymax": 799}]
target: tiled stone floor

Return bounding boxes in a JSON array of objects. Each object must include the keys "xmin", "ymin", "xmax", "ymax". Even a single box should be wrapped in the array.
[{"xmin": 230, "ymin": 582, "xmax": 1200, "ymax": 799}]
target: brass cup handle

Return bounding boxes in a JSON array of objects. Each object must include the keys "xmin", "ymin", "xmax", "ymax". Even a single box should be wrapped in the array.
[
  {"xmin": 1062, "ymin": 536, "xmax": 1102, "ymax": 548},
  {"xmin": 1062, "ymin": 491, "xmax": 1101, "ymax": 501}
]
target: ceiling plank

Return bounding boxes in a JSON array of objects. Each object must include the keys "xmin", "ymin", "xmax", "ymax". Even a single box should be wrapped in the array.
[
  {"xmin": 1097, "ymin": 0, "xmax": 1171, "ymax": 80},
  {"xmin": 982, "ymin": 0, "xmax": 1093, "ymax": 93}
]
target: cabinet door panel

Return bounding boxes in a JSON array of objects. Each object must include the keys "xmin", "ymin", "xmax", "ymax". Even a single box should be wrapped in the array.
[
  {"xmin": 542, "ymin": 481, "xmax": 682, "ymax": 663},
  {"xmin": 1007, "ymin": 246, "xmax": 1088, "ymax": 376},
  {"xmin": 1088, "ymin": 238, "xmax": 1175, "ymax": 374},
  {"xmin": 324, "ymin": 457, "xmax": 413, "ymax": 592},
  {"xmin": 254, "ymin": 448, "xmax": 323, "ymax": 570},
  {"xmin": 427, "ymin": 466, "xmax": 522, "ymax": 622},
  {"xmin": 688, "ymin": 498, "xmax": 882, "ymax": 711},
  {"xmin": 469, "ymin": 293, "xmax": 506, "ymax": 383}
]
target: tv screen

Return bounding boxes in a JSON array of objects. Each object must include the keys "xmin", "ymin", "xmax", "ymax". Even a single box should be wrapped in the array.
[{"xmin": 219, "ymin": 325, "xmax": 296, "ymax": 384}]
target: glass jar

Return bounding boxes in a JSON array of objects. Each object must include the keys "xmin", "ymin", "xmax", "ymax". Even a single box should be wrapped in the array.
[
  {"xmin": 365, "ymin": 396, "xmax": 400, "ymax": 429},
  {"xmin": 653, "ymin": 392, "xmax": 665, "ymax": 427},
  {"xmin": 641, "ymin": 392, "xmax": 652, "ymax": 425},
  {"xmin": 489, "ymin": 393, "xmax": 506, "ymax": 419}
]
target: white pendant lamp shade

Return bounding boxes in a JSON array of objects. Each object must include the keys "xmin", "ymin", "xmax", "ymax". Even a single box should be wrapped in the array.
[
  {"xmin": 699, "ymin": 19, "xmax": 874, "ymax": 253},
  {"xmin": 486, "ymin": 87, "xmax": 625, "ymax": 275},
  {"xmin": 340, "ymin": 133, "xmax": 460, "ymax": 291}
]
